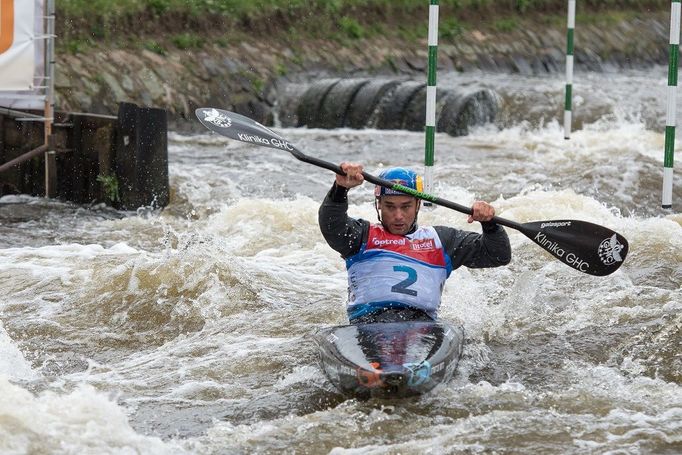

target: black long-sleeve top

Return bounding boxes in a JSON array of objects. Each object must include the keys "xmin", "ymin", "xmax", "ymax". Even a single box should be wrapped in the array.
[{"xmin": 318, "ymin": 183, "xmax": 512, "ymax": 268}]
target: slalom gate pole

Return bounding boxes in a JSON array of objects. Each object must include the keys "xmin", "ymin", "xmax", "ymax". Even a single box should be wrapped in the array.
[
  {"xmin": 564, "ymin": 0, "xmax": 576, "ymax": 140},
  {"xmin": 44, "ymin": 0, "xmax": 56, "ymax": 197},
  {"xmin": 663, "ymin": 0, "xmax": 680, "ymax": 209},
  {"xmin": 424, "ymin": 0, "xmax": 439, "ymax": 206}
]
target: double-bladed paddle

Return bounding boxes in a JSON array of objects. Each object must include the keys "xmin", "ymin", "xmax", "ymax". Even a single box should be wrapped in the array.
[{"xmin": 195, "ymin": 107, "xmax": 629, "ymax": 276}]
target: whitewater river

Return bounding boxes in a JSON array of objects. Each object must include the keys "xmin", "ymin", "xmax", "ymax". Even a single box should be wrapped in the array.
[{"xmin": 1, "ymin": 68, "xmax": 681, "ymax": 454}]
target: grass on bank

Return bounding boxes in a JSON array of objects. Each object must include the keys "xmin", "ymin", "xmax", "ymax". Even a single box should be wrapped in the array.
[
  {"xmin": 57, "ymin": 0, "xmax": 667, "ymax": 54},
  {"xmin": 60, "ymin": 0, "xmax": 667, "ymax": 20}
]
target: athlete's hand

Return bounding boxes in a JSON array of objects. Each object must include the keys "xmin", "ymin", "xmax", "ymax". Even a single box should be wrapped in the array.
[
  {"xmin": 468, "ymin": 201, "xmax": 495, "ymax": 223},
  {"xmin": 336, "ymin": 162, "xmax": 365, "ymax": 188}
]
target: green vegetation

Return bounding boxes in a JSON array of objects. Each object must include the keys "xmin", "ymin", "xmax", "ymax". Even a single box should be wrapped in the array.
[
  {"xmin": 275, "ymin": 62, "xmax": 288, "ymax": 76},
  {"xmin": 396, "ymin": 23, "xmax": 429, "ymax": 43},
  {"xmin": 215, "ymin": 36, "xmax": 230, "ymax": 48},
  {"xmin": 143, "ymin": 40, "xmax": 166, "ymax": 55},
  {"xmin": 97, "ymin": 173, "xmax": 121, "ymax": 203},
  {"xmin": 59, "ymin": 0, "xmax": 666, "ymax": 20},
  {"xmin": 171, "ymin": 33, "xmax": 204, "ymax": 50},
  {"xmin": 493, "ymin": 18, "xmax": 519, "ymax": 33},
  {"xmin": 251, "ymin": 76, "xmax": 265, "ymax": 94},
  {"xmin": 338, "ymin": 17, "xmax": 366, "ymax": 40},
  {"xmin": 57, "ymin": 0, "xmax": 667, "ymax": 51},
  {"xmin": 440, "ymin": 18, "xmax": 465, "ymax": 40},
  {"xmin": 63, "ymin": 38, "xmax": 90, "ymax": 54}
]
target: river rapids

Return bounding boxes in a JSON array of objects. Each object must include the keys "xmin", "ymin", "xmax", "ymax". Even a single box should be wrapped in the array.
[{"xmin": 1, "ymin": 67, "xmax": 681, "ymax": 454}]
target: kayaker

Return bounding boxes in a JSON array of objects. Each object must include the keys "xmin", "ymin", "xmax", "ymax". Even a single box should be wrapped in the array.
[{"xmin": 319, "ymin": 162, "xmax": 511, "ymax": 324}]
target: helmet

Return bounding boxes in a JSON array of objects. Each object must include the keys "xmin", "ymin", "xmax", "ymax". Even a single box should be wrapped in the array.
[{"xmin": 374, "ymin": 167, "xmax": 423, "ymax": 197}]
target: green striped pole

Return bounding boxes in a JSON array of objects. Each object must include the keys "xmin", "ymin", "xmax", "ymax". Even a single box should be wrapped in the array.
[
  {"xmin": 424, "ymin": 0, "xmax": 439, "ymax": 204},
  {"xmin": 663, "ymin": 0, "xmax": 680, "ymax": 209},
  {"xmin": 564, "ymin": 0, "xmax": 576, "ymax": 140}
]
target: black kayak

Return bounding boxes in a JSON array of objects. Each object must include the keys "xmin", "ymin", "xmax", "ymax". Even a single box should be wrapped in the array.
[{"xmin": 314, "ymin": 319, "xmax": 464, "ymax": 399}]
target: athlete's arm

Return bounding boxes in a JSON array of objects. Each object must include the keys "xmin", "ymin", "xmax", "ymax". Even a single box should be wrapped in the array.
[
  {"xmin": 435, "ymin": 222, "xmax": 511, "ymax": 269},
  {"xmin": 318, "ymin": 182, "xmax": 369, "ymax": 258}
]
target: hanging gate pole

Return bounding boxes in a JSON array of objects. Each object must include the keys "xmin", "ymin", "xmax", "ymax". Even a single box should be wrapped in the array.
[
  {"xmin": 424, "ymin": 0, "xmax": 439, "ymax": 205},
  {"xmin": 44, "ymin": 0, "xmax": 56, "ymax": 197},
  {"xmin": 663, "ymin": 0, "xmax": 680, "ymax": 209},
  {"xmin": 564, "ymin": 0, "xmax": 576, "ymax": 140}
]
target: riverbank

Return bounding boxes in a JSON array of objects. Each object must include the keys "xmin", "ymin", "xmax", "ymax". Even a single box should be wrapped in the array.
[{"xmin": 54, "ymin": 5, "xmax": 673, "ymax": 131}]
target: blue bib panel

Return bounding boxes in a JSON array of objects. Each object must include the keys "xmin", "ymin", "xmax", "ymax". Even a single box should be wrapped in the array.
[{"xmin": 345, "ymin": 224, "xmax": 452, "ymax": 320}]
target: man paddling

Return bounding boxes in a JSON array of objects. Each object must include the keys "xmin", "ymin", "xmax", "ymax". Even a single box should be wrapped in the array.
[{"xmin": 319, "ymin": 163, "xmax": 511, "ymax": 324}]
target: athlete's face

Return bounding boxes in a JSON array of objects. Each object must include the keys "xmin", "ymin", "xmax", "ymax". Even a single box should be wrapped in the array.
[{"xmin": 379, "ymin": 195, "xmax": 420, "ymax": 235}]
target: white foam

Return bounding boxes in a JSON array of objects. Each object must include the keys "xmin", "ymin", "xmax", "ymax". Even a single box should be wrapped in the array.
[
  {"xmin": 0, "ymin": 322, "xmax": 36, "ymax": 381},
  {"xmin": 0, "ymin": 243, "xmax": 140, "ymax": 295},
  {"xmin": 0, "ymin": 377, "xmax": 190, "ymax": 454}
]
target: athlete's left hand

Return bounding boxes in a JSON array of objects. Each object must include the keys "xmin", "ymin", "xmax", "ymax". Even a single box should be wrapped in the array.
[{"xmin": 468, "ymin": 201, "xmax": 495, "ymax": 223}]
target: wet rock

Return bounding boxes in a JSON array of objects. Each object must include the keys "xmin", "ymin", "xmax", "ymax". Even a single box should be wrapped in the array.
[
  {"xmin": 233, "ymin": 98, "xmax": 269, "ymax": 125},
  {"xmin": 297, "ymin": 79, "xmax": 340, "ymax": 127},
  {"xmin": 201, "ymin": 57, "xmax": 223, "ymax": 78},
  {"xmin": 438, "ymin": 89, "xmax": 500, "ymax": 137},
  {"xmin": 345, "ymin": 79, "xmax": 401, "ymax": 129},
  {"xmin": 316, "ymin": 79, "xmax": 371, "ymax": 129},
  {"xmin": 55, "ymin": 70, "xmax": 72, "ymax": 89},
  {"xmin": 138, "ymin": 68, "xmax": 166, "ymax": 103},
  {"xmin": 374, "ymin": 81, "xmax": 424, "ymax": 130},
  {"xmin": 101, "ymin": 73, "xmax": 128, "ymax": 103},
  {"xmin": 511, "ymin": 55, "xmax": 533, "ymax": 75},
  {"xmin": 222, "ymin": 57, "xmax": 245, "ymax": 73},
  {"xmin": 402, "ymin": 85, "xmax": 428, "ymax": 131}
]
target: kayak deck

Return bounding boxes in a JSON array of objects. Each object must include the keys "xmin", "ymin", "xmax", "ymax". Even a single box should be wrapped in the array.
[{"xmin": 314, "ymin": 320, "xmax": 464, "ymax": 399}]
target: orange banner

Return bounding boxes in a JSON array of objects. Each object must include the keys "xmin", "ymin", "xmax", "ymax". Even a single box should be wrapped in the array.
[
  {"xmin": 0, "ymin": 0, "xmax": 37, "ymax": 93},
  {"xmin": 0, "ymin": 0, "xmax": 14, "ymax": 54}
]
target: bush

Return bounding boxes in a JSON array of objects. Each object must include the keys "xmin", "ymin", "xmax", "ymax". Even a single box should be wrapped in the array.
[
  {"xmin": 338, "ymin": 16, "xmax": 366, "ymax": 40},
  {"xmin": 171, "ymin": 33, "xmax": 203, "ymax": 50}
]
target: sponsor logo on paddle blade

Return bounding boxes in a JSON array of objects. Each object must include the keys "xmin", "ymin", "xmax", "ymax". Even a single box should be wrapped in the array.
[
  {"xmin": 201, "ymin": 108, "xmax": 232, "ymax": 128},
  {"xmin": 598, "ymin": 234, "xmax": 625, "ymax": 265}
]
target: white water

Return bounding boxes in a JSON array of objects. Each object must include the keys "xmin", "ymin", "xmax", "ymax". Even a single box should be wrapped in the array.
[{"xmin": 1, "ymin": 68, "xmax": 681, "ymax": 454}]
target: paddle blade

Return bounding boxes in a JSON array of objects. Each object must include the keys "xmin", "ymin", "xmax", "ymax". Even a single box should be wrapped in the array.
[
  {"xmin": 519, "ymin": 220, "xmax": 629, "ymax": 276},
  {"xmin": 195, "ymin": 107, "xmax": 294, "ymax": 152}
]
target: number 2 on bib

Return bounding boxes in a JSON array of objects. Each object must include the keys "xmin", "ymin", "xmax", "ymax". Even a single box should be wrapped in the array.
[{"xmin": 391, "ymin": 265, "xmax": 418, "ymax": 296}]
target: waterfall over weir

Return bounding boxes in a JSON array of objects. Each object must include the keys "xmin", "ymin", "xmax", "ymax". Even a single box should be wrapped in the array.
[{"xmin": 279, "ymin": 78, "xmax": 500, "ymax": 136}]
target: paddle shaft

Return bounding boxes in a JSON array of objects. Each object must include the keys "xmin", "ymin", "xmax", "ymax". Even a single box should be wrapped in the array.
[
  {"xmin": 195, "ymin": 107, "xmax": 629, "ymax": 276},
  {"xmin": 293, "ymin": 148, "xmax": 523, "ymax": 230}
]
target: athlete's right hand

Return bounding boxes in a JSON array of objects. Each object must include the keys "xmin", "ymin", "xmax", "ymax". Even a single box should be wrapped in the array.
[{"xmin": 336, "ymin": 162, "xmax": 364, "ymax": 188}]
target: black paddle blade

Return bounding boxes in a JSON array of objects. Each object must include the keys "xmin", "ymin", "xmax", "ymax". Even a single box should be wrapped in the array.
[
  {"xmin": 518, "ymin": 220, "xmax": 629, "ymax": 276},
  {"xmin": 195, "ymin": 107, "xmax": 294, "ymax": 152}
]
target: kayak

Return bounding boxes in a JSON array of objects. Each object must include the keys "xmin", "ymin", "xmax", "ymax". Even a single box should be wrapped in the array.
[{"xmin": 314, "ymin": 320, "xmax": 464, "ymax": 398}]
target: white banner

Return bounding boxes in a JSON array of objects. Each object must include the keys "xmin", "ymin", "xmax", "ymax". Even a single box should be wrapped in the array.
[{"xmin": 0, "ymin": 0, "xmax": 35, "ymax": 90}]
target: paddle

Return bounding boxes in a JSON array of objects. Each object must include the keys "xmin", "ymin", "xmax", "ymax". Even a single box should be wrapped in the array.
[{"xmin": 195, "ymin": 107, "xmax": 629, "ymax": 276}]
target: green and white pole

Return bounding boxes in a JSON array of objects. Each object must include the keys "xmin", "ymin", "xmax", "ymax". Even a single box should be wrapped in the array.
[
  {"xmin": 663, "ymin": 0, "xmax": 680, "ymax": 209},
  {"xmin": 424, "ymin": 0, "xmax": 439, "ymax": 203},
  {"xmin": 564, "ymin": 0, "xmax": 576, "ymax": 140}
]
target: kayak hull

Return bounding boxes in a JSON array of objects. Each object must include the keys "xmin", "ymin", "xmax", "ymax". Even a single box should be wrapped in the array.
[{"xmin": 314, "ymin": 320, "xmax": 464, "ymax": 399}]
